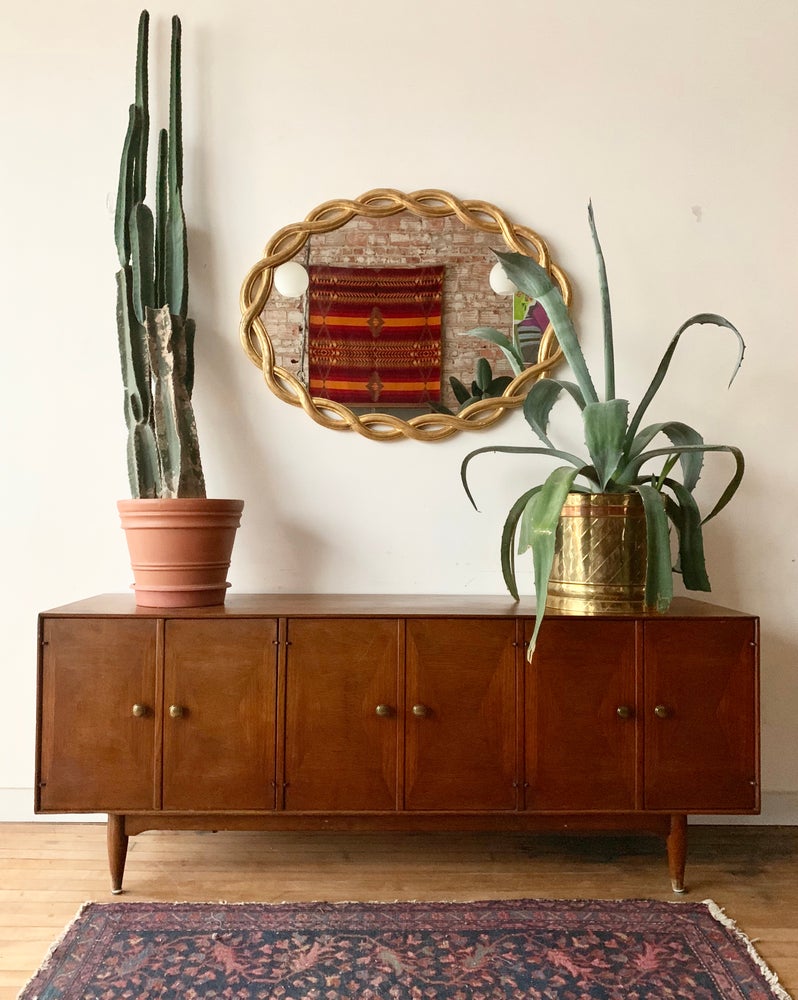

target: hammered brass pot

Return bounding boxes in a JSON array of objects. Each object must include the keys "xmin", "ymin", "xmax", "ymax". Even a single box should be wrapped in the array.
[{"xmin": 546, "ymin": 492, "xmax": 650, "ymax": 615}]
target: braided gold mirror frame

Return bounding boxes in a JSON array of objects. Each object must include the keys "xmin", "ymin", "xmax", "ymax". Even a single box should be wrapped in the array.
[{"xmin": 239, "ymin": 189, "xmax": 572, "ymax": 442}]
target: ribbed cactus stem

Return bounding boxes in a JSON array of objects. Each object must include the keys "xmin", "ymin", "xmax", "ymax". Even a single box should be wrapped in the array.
[
  {"xmin": 133, "ymin": 10, "xmax": 149, "ymax": 204},
  {"xmin": 163, "ymin": 15, "xmax": 188, "ymax": 320},
  {"xmin": 114, "ymin": 105, "xmax": 139, "ymax": 268},
  {"xmin": 155, "ymin": 129, "xmax": 168, "ymax": 308}
]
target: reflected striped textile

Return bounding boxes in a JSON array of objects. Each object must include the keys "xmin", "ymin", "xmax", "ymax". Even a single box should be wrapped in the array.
[{"xmin": 307, "ymin": 265, "xmax": 444, "ymax": 407}]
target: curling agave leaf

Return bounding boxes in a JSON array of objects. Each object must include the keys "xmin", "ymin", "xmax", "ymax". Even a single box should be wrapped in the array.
[
  {"xmin": 500, "ymin": 486, "xmax": 542, "ymax": 600},
  {"xmin": 518, "ymin": 465, "xmax": 581, "ymax": 658},
  {"xmin": 626, "ymin": 314, "xmax": 746, "ymax": 448},
  {"xmin": 661, "ymin": 479, "xmax": 710, "ymax": 591},
  {"xmin": 624, "ymin": 421, "xmax": 705, "ymax": 492},
  {"xmin": 700, "ymin": 445, "xmax": 745, "ymax": 523},
  {"xmin": 523, "ymin": 378, "xmax": 587, "ymax": 447},
  {"xmin": 494, "ymin": 250, "xmax": 599, "ymax": 404},
  {"xmin": 464, "ymin": 327, "xmax": 525, "ymax": 375},
  {"xmin": 621, "ymin": 443, "xmax": 744, "ymax": 523},
  {"xmin": 583, "ymin": 399, "xmax": 629, "ymax": 490},
  {"xmin": 588, "ymin": 201, "xmax": 615, "ymax": 400},
  {"xmin": 633, "ymin": 483, "xmax": 673, "ymax": 611},
  {"xmin": 460, "ymin": 444, "xmax": 588, "ymax": 511}
]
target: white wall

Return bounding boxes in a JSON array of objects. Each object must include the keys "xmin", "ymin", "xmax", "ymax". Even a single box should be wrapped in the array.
[{"xmin": 2, "ymin": 0, "xmax": 796, "ymax": 822}]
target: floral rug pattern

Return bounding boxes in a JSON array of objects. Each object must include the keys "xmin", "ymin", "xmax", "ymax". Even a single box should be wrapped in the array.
[{"xmin": 19, "ymin": 898, "xmax": 791, "ymax": 999}]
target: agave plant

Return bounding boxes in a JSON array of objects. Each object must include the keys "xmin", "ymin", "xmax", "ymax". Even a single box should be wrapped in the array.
[{"xmin": 461, "ymin": 203, "xmax": 745, "ymax": 656}]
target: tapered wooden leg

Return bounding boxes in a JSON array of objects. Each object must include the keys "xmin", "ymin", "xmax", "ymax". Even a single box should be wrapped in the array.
[
  {"xmin": 667, "ymin": 813, "xmax": 687, "ymax": 893},
  {"xmin": 107, "ymin": 814, "xmax": 129, "ymax": 895}
]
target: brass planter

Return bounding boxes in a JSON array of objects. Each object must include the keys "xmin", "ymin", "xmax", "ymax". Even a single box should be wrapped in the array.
[{"xmin": 546, "ymin": 493, "xmax": 649, "ymax": 615}]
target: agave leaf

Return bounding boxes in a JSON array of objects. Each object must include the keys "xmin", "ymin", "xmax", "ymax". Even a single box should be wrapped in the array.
[
  {"xmin": 493, "ymin": 251, "xmax": 599, "ymax": 404},
  {"xmin": 588, "ymin": 201, "xmax": 615, "ymax": 400},
  {"xmin": 464, "ymin": 327, "xmax": 525, "ymax": 375},
  {"xmin": 500, "ymin": 486, "xmax": 542, "ymax": 600},
  {"xmin": 476, "ymin": 357, "xmax": 492, "ymax": 391},
  {"xmin": 582, "ymin": 399, "xmax": 629, "ymax": 490},
  {"xmin": 622, "ymin": 443, "xmax": 744, "ymax": 524},
  {"xmin": 625, "ymin": 314, "xmax": 746, "ymax": 449},
  {"xmin": 461, "ymin": 445, "xmax": 592, "ymax": 511},
  {"xmin": 699, "ymin": 445, "xmax": 745, "ymax": 523},
  {"xmin": 632, "ymin": 483, "xmax": 673, "ymax": 611},
  {"xmin": 488, "ymin": 376, "xmax": 513, "ymax": 395},
  {"xmin": 623, "ymin": 421, "xmax": 705, "ymax": 492},
  {"xmin": 450, "ymin": 376, "xmax": 471, "ymax": 405},
  {"xmin": 523, "ymin": 378, "xmax": 587, "ymax": 447},
  {"xmin": 661, "ymin": 479, "xmax": 711, "ymax": 591},
  {"xmin": 518, "ymin": 465, "xmax": 581, "ymax": 658}
]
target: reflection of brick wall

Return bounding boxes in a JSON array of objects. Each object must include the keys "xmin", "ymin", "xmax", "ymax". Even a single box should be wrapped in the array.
[{"xmin": 262, "ymin": 214, "xmax": 515, "ymax": 411}]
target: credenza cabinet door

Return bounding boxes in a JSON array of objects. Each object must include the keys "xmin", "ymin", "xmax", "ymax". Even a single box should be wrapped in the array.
[
  {"xmin": 404, "ymin": 618, "xmax": 518, "ymax": 811},
  {"xmin": 163, "ymin": 619, "xmax": 278, "ymax": 811},
  {"xmin": 283, "ymin": 619, "xmax": 400, "ymax": 811},
  {"xmin": 643, "ymin": 618, "xmax": 759, "ymax": 811},
  {"xmin": 38, "ymin": 618, "xmax": 158, "ymax": 812},
  {"xmin": 524, "ymin": 618, "xmax": 639, "ymax": 811}
]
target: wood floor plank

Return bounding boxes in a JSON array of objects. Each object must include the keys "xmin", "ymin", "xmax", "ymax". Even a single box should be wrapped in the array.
[{"xmin": 1, "ymin": 823, "xmax": 796, "ymax": 1000}]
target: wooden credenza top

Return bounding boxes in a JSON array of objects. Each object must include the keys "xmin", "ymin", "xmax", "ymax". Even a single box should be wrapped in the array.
[{"xmin": 41, "ymin": 593, "xmax": 756, "ymax": 620}]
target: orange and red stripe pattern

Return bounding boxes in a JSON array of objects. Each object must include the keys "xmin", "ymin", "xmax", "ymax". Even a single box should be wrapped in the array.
[{"xmin": 307, "ymin": 265, "xmax": 444, "ymax": 407}]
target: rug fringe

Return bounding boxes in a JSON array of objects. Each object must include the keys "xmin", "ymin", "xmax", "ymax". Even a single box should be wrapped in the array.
[{"xmin": 702, "ymin": 898, "xmax": 793, "ymax": 1000}]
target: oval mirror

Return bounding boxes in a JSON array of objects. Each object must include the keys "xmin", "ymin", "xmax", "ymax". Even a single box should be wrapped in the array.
[{"xmin": 239, "ymin": 189, "xmax": 572, "ymax": 442}]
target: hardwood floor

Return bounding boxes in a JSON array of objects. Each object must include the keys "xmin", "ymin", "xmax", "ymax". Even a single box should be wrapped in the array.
[{"xmin": 1, "ymin": 822, "xmax": 796, "ymax": 998}]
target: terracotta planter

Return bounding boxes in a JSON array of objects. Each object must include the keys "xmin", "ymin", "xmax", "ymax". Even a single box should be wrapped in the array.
[
  {"xmin": 546, "ymin": 492, "xmax": 649, "ymax": 615},
  {"xmin": 118, "ymin": 498, "xmax": 244, "ymax": 608}
]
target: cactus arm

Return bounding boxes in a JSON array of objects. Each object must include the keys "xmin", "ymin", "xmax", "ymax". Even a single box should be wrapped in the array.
[
  {"xmin": 164, "ymin": 189, "xmax": 188, "ymax": 318},
  {"xmin": 154, "ymin": 129, "xmax": 168, "ymax": 308},
  {"xmin": 114, "ymin": 105, "xmax": 140, "ymax": 267},
  {"xmin": 130, "ymin": 203, "xmax": 155, "ymax": 324},
  {"xmin": 168, "ymin": 16, "xmax": 183, "ymax": 191},
  {"xmin": 116, "ymin": 267, "xmax": 159, "ymax": 498},
  {"xmin": 132, "ymin": 9, "xmax": 149, "ymax": 203},
  {"xmin": 164, "ymin": 15, "xmax": 188, "ymax": 318}
]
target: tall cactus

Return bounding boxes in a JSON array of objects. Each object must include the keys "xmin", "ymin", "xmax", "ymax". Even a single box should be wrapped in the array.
[{"xmin": 115, "ymin": 10, "xmax": 205, "ymax": 499}]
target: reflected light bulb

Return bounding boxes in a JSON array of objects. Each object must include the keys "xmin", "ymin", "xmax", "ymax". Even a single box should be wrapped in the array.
[
  {"xmin": 273, "ymin": 261, "xmax": 310, "ymax": 297},
  {"xmin": 489, "ymin": 261, "xmax": 517, "ymax": 296}
]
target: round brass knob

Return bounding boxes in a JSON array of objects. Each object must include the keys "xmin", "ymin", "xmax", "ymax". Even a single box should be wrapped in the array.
[
  {"xmin": 375, "ymin": 704, "xmax": 392, "ymax": 717},
  {"xmin": 616, "ymin": 705, "xmax": 632, "ymax": 720},
  {"xmin": 412, "ymin": 704, "xmax": 429, "ymax": 717},
  {"xmin": 131, "ymin": 704, "xmax": 146, "ymax": 718},
  {"xmin": 169, "ymin": 704, "xmax": 185, "ymax": 719},
  {"xmin": 654, "ymin": 704, "xmax": 670, "ymax": 719}
]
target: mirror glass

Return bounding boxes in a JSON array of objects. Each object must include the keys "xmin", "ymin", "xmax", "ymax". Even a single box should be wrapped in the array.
[{"xmin": 240, "ymin": 189, "xmax": 572, "ymax": 441}]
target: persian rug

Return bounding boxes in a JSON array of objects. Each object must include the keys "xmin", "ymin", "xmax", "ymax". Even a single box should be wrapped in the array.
[
  {"xmin": 18, "ymin": 898, "xmax": 791, "ymax": 1000},
  {"xmin": 307, "ymin": 264, "xmax": 444, "ymax": 407}
]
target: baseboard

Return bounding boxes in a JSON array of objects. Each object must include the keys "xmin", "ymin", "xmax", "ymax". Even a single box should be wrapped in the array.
[
  {"xmin": 2, "ymin": 788, "xmax": 797, "ymax": 826},
  {"xmin": 0, "ymin": 788, "xmax": 105, "ymax": 823}
]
